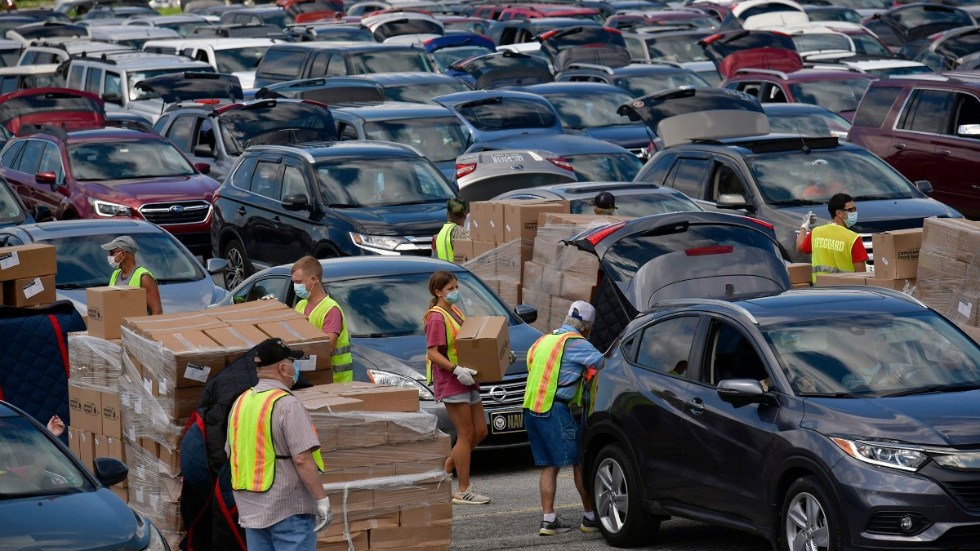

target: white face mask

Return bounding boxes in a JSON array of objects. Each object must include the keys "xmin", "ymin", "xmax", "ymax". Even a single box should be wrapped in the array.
[{"xmin": 108, "ymin": 254, "xmax": 120, "ymax": 269}]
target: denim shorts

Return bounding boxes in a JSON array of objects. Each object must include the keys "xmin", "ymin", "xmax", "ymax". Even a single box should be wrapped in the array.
[
  {"xmin": 524, "ymin": 402, "xmax": 580, "ymax": 467},
  {"xmin": 441, "ymin": 389, "xmax": 481, "ymax": 404}
]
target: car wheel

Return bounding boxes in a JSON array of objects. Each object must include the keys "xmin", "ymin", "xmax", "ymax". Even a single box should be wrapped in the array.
[
  {"xmin": 223, "ymin": 239, "xmax": 252, "ymax": 290},
  {"xmin": 781, "ymin": 476, "xmax": 843, "ymax": 551},
  {"xmin": 591, "ymin": 443, "xmax": 659, "ymax": 548}
]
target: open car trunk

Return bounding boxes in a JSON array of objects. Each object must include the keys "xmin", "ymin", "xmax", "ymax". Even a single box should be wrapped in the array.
[
  {"xmin": 0, "ymin": 87, "xmax": 105, "ymax": 135},
  {"xmin": 134, "ymin": 72, "xmax": 244, "ymax": 104}
]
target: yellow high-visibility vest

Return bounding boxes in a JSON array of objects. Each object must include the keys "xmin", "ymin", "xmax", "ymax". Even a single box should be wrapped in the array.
[
  {"xmin": 109, "ymin": 266, "xmax": 153, "ymax": 286},
  {"xmin": 424, "ymin": 305, "xmax": 464, "ymax": 384},
  {"xmin": 435, "ymin": 222, "xmax": 457, "ymax": 262},
  {"xmin": 296, "ymin": 296, "xmax": 353, "ymax": 382},
  {"xmin": 810, "ymin": 223, "xmax": 861, "ymax": 283},
  {"xmin": 523, "ymin": 332, "xmax": 584, "ymax": 414}
]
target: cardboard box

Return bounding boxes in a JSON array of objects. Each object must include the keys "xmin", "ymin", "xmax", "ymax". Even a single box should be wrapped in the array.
[
  {"xmin": 68, "ymin": 426, "xmax": 79, "ymax": 460},
  {"xmin": 368, "ymin": 524, "xmax": 452, "ymax": 550},
  {"xmin": 399, "ymin": 502, "xmax": 453, "ymax": 527},
  {"xmin": 95, "ymin": 434, "xmax": 126, "ymax": 464},
  {"xmin": 786, "ymin": 263, "xmax": 811, "ymax": 285},
  {"xmin": 451, "ymin": 239, "xmax": 474, "ymax": 264},
  {"xmin": 865, "ymin": 278, "xmax": 916, "ymax": 293},
  {"xmin": 814, "ymin": 272, "xmax": 869, "ymax": 287},
  {"xmin": 101, "ymin": 390, "xmax": 122, "ymax": 439},
  {"xmin": 68, "ymin": 384, "xmax": 102, "ymax": 434},
  {"xmin": 257, "ymin": 318, "xmax": 332, "ymax": 370},
  {"xmin": 0, "ymin": 243, "xmax": 56, "ymax": 281},
  {"xmin": 301, "ymin": 395, "xmax": 364, "ymax": 413},
  {"xmin": 158, "ymin": 444, "xmax": 180, "ymax": 474},
  {"xmin": 3, "ymin": 275, "xmax": 56, "ymax": 307},
  {"xmin": 86, "ymin": 286, "xmax": 148, "ymax": 340},
  {"xmin": 468, "ymin": 201, "xmax": 500, "ymax": 243},
  {"xmin": 302, "ymin": 369, "xmax": 334, "ymax": 386},
  {"xmin": 328, "ymin": 385, "xmax": 419, "ymax": 413},
  {"xmin": 922, "ymin": 217, "xmax": 980, "ymax": 264},
  {"xmin": 316, "ymin": 531, "xmax": 367, "ymax": 551},
  {"xmin": 454, "ymin": 316, "xmax": 509, "ymax": 383},
  {"xmin": 78, "ymin": 430, "xmax": 95, "ymax": 471},
  {"xmin": 204, "ymin": 324, "xmax": 270, "ymax": 350},
  {"xmin": 154, "ymin": 330, "xmax": 226, "ymax": 387},
  {"xmin": 472, "ymin": 240, "xmax": 496, "ymax": 259},
  {"xmin": 872, "ymin": 229, "xmax": 922, "ymax": 280},
  {"xmin": 124, "ymin": 312, "xmax": 227, "ymax": 338},
  {"xmin": 502, "ymin": 200, "xmax": 568, "ymax": 242}
]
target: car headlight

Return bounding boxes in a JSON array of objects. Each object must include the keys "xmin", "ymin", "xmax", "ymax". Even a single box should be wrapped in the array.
[
  {"xmin": 91, "ymin": 199, "xmax": 133, "ymax": 217},
  {"xmin": 367, "ymin": 369, "xmax": 434, "ymax": 400},
  {"xmin": 145, "ymin": 521, "xmax": 168, "ymax": 551},
  {"xmin": 831, "ymin": 437, "xmax": 928, "ymax": 472},
  {"xmin": 349, "ymin": 233, "xmax": 410, "ymax": 253}
]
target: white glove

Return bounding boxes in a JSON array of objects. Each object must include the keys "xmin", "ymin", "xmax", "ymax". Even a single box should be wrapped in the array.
[
  {"xmin": 315, "ymin": 497, "xmax": 332, "ymax": 532},
  {"xmin": 453, "ymin": 366, "xmax": 477, "ymax": 386},
  {"xmin": 800, "ymin": 211, "xmax": 813, "ymax": 232}
]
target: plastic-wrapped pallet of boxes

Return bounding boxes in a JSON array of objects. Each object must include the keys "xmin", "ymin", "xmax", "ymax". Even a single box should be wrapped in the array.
[{"xmin": 916, "ymin": 217, "xmax": 980, "ymax": 343}]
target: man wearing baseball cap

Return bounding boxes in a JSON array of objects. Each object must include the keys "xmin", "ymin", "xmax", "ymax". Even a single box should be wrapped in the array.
[
  {"xmin": 100, "ymin": 235, "xmax": 162, "ymax": 315},
  {"xmin": 227, "ymin": 338, "xmax": 331, "ymax": 550},
  {"xmin": 523, "ymin": 300, "xmax": 603, "ymax": 536},
  {"xmin": 592, "ymin": 192, "xmax": 617, "ymax": 216}
]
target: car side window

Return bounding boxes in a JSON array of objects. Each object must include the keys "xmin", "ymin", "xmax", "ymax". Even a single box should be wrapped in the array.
[
  {"xmin": 952, "ymin": 92, "xmax": 980, "ymax": 137},
  {"xmin": 338, "ymin": 124, "xmax": 358, "ymax": 140},
  {"xmin": 633, "ymin": 316, "xmax": 699, "ymax": 375},
  {"xmin": 67, "ymin": 65, "xmax": 85, "ymax": 89},
  {"xmin": 20, "ymin": 50, "xmax": 37, "ymax": 64},
  {"xmin": 665, "ymin": 157, "xmax": 709, "ymax": 198},
  {"xmin": 310, "ymin": 52, "xmax": 330, "ymax": 77},
  {"xmin": 325, "ymin": 55, "xmax": 347, "ymax": 76},
  {"xmin": 84, "ymin": 67, "xmax": 103, "ymax": 95},
  {"xmin": 37, "ymin": 143, "xmax": 64, "ymax": 181},
  {"xmin": 16, "ymin": 140, "xmax": 44, "ymax": 174},
  {"xmin": 104, "ymin": 72, "xmax": 123, "ymax": 104},
  {"xmin": 233, "ymin": 275, "xmax": 290, "ymax": 303},
  {"xmin": 1, "ymin": 140, "xmax": 25, "ymax": 168},
  {"xmin": 624, "ymin": 36, "xmax": 645, "ymax": 60},
  {"xmin": 166, "ymin": 116, "xmax": 197, "ymax": 153},
  {"xmin": 763, "ymin": 83, "xmax": 787, "ymax": 103},
  {"xmin": 249, "ymin": 159, "xmax": 282, "ymax": 199},
  {"xmin": 852, "ymin": 85, "xmax": 902, "ymax": 128},
  {"xmin": 732, "ymin": 81, "xmax": 763, "ymax": 99},
  {"xmin": 709, "ymin": 162, "xmax": 746, "ymax": 201},
  {"xmin": 898, "ymin": 89, "xmax": 953, "ymax": 134},
  {"xmin": 229, "ymin": 155, "xmax": 257, "ymax": 190},
  {"xmin": 706, "ymin": 320, "xmax": 769, "ymax": 389},
  {"xmin": 281, "ymin": 163, "xmax": 307, "ymax": 200}
]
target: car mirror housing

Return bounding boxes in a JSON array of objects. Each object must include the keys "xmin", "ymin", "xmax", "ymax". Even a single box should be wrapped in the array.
[
  {"xmin": 93, "ymin": 457, "xmax": 129, "ymax": 487},
  {"xmin": 914, "ymin": 180, "xmax": 933, "ymax": 195},
  {"xmin": 716, "ymin": 193, "xmax": 751, "ymax": 209},
  {"xmin": 193, "ymin": 144, "xmax": 215, "ymax": 158},
  {"xmin": 101, "ymin": 92, "xmax": 123, "ymax": 105},
  {"xmin": 514, "ymin": 304, "xmax": 537, "ymax": 324},
  {"xmin": 35, "ymin": 171, "xmax": 57, "ymax": 185},
  {"xmin": 282, "ymin": 194, "xmax": 310, "ymax": 210},
  {"xmin": 717, "ymin": 378, "xmax": 776, "ymax": 406},
  {"xmin": 194, "ymin": 162, "xmax": 212, "ymax": 175},
  {"xmin": 206, "ymin": 257, "xmax": 228, "ymax": 274}
]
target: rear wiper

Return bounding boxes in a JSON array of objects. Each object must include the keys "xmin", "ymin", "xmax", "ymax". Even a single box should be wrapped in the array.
[
  {"xmin": 770, "ymin": 198, "xmax": 823, "ymax": 206},
  {"xmin": 459, "ymin": 97, "xmax": 502, "ymax": 110},
  {"xmin": 883, "ymin": 383, "xmax": 980, "ymax": 398}
]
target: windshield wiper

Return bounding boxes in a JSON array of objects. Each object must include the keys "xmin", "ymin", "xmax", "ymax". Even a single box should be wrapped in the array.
[
  {"xmin": 57, "ymin": 283, "xmax": 89, "ymax": 290},
  {"xmin": 327, "ymin": 203, "xmax": 358, "ymax": 209},
  {"xmin": 155, "ymin": 277, "xmax": 198, "ymax": 284},
  {"xmin": 883, "ymin": 383, "xmax": 980, "ymax": 398},
  {"xmin": 798, "ymin": 391, "xmax": 863, "ymax": 398},
  {"xmin": 851, "ymin": 194, "xmax": 896, "ymax": 201},
  {"xmin": 770, "ymin": 198, "xmax": 824, "ymax": 206}
]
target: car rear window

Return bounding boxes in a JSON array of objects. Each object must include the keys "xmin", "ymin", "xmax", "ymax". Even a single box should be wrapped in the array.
[
  {"xmin": 852, "ymin": 85, "xmax": 903, "ymax": 128},
  {"xmin": 257, "ymin": 48, "xmax": 307, "ymax": 78},
  {"xmin": 456, "ymin": 97, "xmax": 558, "ymax": 131}
]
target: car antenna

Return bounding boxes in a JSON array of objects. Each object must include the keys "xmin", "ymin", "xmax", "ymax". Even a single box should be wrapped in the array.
[{"xmin": 795, "ymin": 123, "xmax": 811, "ymax": 154}]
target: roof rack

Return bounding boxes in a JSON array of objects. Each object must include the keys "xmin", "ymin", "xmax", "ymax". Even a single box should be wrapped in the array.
[
  {"xmin": 803, "ymin": 62, "xmax": 866, "ymax": 73},
  {"xmin": 561, "ymin": 62, "xmax": 615, "ymax": 74},
  {"xmin": 631, "ymin": 59, "xmax": 685, "ymax": 68},
  {"xmin": 733, "ymin": 67, "xmax": 789, "ymax": 79}
]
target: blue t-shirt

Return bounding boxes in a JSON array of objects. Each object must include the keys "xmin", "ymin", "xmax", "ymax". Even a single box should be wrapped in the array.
[{"xmin": 552, "ymin": 325, "xmax": 604, "ymax": 403}]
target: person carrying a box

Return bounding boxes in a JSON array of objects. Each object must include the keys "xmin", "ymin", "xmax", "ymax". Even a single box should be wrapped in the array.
[
  {"xmin": 227, "ymin": 338, "xmax": 332, "ymax": 551},
  {"xmin": 424, "ymin": 270, "xmax": 490, "ymax": 505},
  {"xmin": 290, "ymin": 256, "xmax": 353, "ymax": 383},
  {"xmin": 433, "ymin": 198, "xmax": 469, "ymax": 263},
  {"xmin": 795, "ymin": 192, "xmax": 868, "ymax": 284},
  {"xmin": 523, "ymin": 300, "xmax": 601, "ymax": 536},
  {"xmin": 101, "ymin": 236, "xmax": 162, "ymax": 315}
]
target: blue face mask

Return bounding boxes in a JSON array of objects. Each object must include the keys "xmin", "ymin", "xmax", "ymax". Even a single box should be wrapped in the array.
[
  {"xmin": 445, "ymin": 290, "xmax": 461, "ymax": 304},
  {"xmin": 294, "ymin": 283, "xmax": 311, "ymax": 299},
  {"xmin": 289, "ymin": 362, "xmax": 300, "ymax": 386},
  {"xmin": 845, "ymin": 211, "xmax": 858, "ymax": 228}
]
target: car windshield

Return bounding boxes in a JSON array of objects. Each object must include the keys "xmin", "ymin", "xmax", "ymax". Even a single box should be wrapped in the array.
[
  {"xmin": 348, "ymin": 51, "xmax": 433, "ymax": 74},
  {"xmin": 315, "ymin": 157, "xmax": 453, "ymax": 207},
  {"xmin": 219, "ymin": 102, "xmax": 334, "ymax": 154},
  {"xmin": 570, "ymin": 192, "xmax": 700, "ymax": 216},
  {"xmin": 42, "ymin": 231, "xmax": 205, "ymax": 288},
  {"xmin": 891, "ymin": 7, "xmax": 972, "ymax": 30},
  {"xmin": 0, "ymin": 415, "xmax": 93, "ymax": 499},
  {"xmin": 214, "ymin": 46, "xmax": 268, "ymax": 73},
  {"xmin": 68, "ymin": 140, "xmax": 196, "ymax": 180},
  {"xmin": 128, "ymin": 67, "xmax": 216, "ymax": 101},
  {"xmin": 363, "ymin": 117, "xmax": 468, "ymax": 163},
  {"xmin": 543, "ymin": 91, "xmax": 638, "ymax": 129},
  {"xmin": 0, "ymin": 182, "xmax": 25, "ymax": 224},
  {"xmin": 383, "ymin": 80, "xmax": 471, "ymax": 103},
  {"xmin": 456, "ymin": 97, "xmax": 558, "ymax": 131},
  {"xmin": 646, "ymin": 36, "xmax": 710, "ymax": 62},
  {"xmin": 766, "ymin": 311, "xmax": 980, "ymax": 396},
  {"xmin": 327, "ymin": 271, "xmax": 517, "ymax": 337},
  {"xmin": 432, "ymin": 46, "xmax": 493, "ymax": 71},
  {"xmin": 614, "ymin": 71, "xmax": 709, "ymax": 97},
  {"xmin": 749, "ymin": 148, "xmax": 919, "ymax": 204},
  {"xmin": 793, "ymin": 33, "xmax": 852, "ymax": 53},
  {"xmin": 766, "ymin": 110, "xmax": 852, "ymax": 137},
  {"xmin": 937, "ymin": 32, "xmax": 980, "ymax": 58},
  {"xmin": 565, "ymin": 153, "xmax": 644, "ymax": 182},
  {"xmin": 788, "ymin": 78, "xmax": 872, "ymax": 114}
]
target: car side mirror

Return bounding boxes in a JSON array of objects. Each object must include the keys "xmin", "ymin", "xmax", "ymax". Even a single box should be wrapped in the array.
[
  {"xmin": 33, "ymin": 205, "xmax": 53, "ymax": 223},
  {"xmin": 914, "ymin": 180, "xmax": 933, "ymax": 195},
  {"xmin": 93, "ymin": 457, "xmax": 128, "ymax": 487},
  {"xmin": 35, "ymin": 171, "xmax": 57, "ymax": 185},
  {"xmin": 514, "ymin": 304, "xmax": 537, "ymax": 324},
  {"xmin": 101, "ymin": 92, "xmax": 123, "ymax": 104},
  {"xmin": 206, "ymin": 257, "xmax": 228, "ymax": 274},
  {"xmin": 194, "ymin": 162, "xmax": 211, "ymax": 175},
  {"xmin": 282, "ymin": 194, "xmax": 310, "ymax": 210},
  {"xmin": 716, "ymin": 193, "xmax": 751, "ymax": 209},
  {"xmin": 193, "ymin": 144, "xmax": 215, "ymax": 158},
  {"xmin": 956, "ymin": 123, "xmax": 980, "ymax": 136},
  {"xmin": 717, "ymin": 379, "xmax": 777, "ymax": 406}
]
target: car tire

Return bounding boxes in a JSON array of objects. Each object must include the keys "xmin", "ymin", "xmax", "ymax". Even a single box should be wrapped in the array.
[
  {"xmin": 780, "ymin": 476, "xmax": 843, "ymax": 551},
  {"xmin": 591, "ymin": 443, "xmax": 660, "ymax": 548},
  {"xmin": 222, "ymin": 239, "xmax": 252, "ymax": 290}
]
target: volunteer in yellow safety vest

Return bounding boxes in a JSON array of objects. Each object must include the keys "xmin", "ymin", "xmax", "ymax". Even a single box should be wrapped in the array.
[
  {"xmin": 795, "ymin": 192, "xmax": 868, "ymax": 283},
  {"xmin": 523, "ymin": 300, "xmax": 602, "ymax": 536},
  {"xmin": 424, "ymin": 270, "xmax": 490, "ymax": 505},
  {"xmin": 433, "ymin": 198, "xmax": 469, "ymax": 263},
  {"xmin": 100, "ymin": 235, "xmax": 162, "ymax": 315},
  {"xmin": 227, "ymin": 338, "xmax": 331, "ymax": 549},
  {"xmin": 290, "ymin": 256, "xmax": 353, "ymax": 382}
]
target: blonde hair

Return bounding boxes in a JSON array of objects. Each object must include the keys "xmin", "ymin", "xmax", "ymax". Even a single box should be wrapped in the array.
[
  {"xmin": 291, "ymin": 255, "xmax": 322, "ymax": 279},
  {"xmin": 428, "ymin": 271, "xmax": 457, "ymax": 308}
]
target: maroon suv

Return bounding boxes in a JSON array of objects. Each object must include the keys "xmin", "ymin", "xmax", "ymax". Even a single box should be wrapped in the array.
[
  {"xmin": 0, "ymin": 127, "xmax": 220, "ymax": 255},
  {"xmin": 848, "ymin": 73, "xmax": 980, "ymax": 219}
]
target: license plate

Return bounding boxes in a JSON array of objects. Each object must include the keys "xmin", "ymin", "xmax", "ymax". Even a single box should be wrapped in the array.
[
  {"xmin": 491, "ymin": 153, "xmax": 524, "ymax": 163},
  {"xmin": 489, "ymin": 410, "xmax": 525, "ymax": 434}
]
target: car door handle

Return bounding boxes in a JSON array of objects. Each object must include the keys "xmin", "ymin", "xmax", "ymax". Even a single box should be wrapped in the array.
[
  {"xmin": 892, "ymin": 143, "xmax": 906, "ymax": 150},
  {"xmin": 272, "ymin": 216, "xmax": 280, "ymax": 223},
  {"xmin": 937, "ymin": 149, "xmax": 951, "ymax": 156},
  {"xmin": 685, "ymin": 398, "xmax": 705, "ymax": 415},
  {"xmin": 236, "ymin": 207, "xmax": 246, "ymax": 216}
]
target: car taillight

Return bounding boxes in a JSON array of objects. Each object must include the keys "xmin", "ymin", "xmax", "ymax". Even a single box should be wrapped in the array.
[
  {"xmin": 539, "ymin": 29, "xmax": 559, "ymax": 40},
  {"xmin": 456, "ymin": 162, "xmax": 477, "ymax": 178},
  {"xmin": 701, "ymin": 32, "xmax": 723, "ymax": 45},
  {"xmin": 602, "ymin": 26, "xmax": 622, "ymax": 34},
  {"xmin": 685, "ymin": 245, "xmax": 733, "ymax": 256},
  {"xmin": 586, "ymin": 221, "xmax": 627, "ymax": 245},
  {"xmin": 548, "ymin": 157, "xmax": 574, "ymax": 171},
  {"xmin": 744, "ymin": 216, "xmax": 774, "ymax": 231},
  {"xmin": 195, "ymin": 99, "xmax": 222, "ymax": 105}
]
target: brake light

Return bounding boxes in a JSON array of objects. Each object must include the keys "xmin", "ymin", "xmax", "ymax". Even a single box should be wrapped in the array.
[
  {"xmin": 602, "ymin": 26, "xmax": 622, "ymax": 34},
  {"xmin": 701, "ymin": 33, "xmax": 724, "ymax": 45},
  {"xmin": 539, "ymin": 29, "xmax": 559, "ymax": 40},
  {"xmin": 744, "ymin": 216, "xmax": 774, "ymax": 231},
  {"xmin": 684, "ymin": 245, "xmax": 733, "ymax": 256},
  {"xmin": 456, "ymin": 162, "xmax": 477, "ymax": 178},
  {"xmin": 586, "ymin": 221, "xmax": 627, "ymax": 245},
  {"xmin": 214, "ymin": 102, "xmax": 244, "ymax": 114},
  {"xmin": 194, "ymin": 98, "xmax": 222, "ymax": 105},
  {"xmin": 548, "ymin": 157, "xmax": 574, "ymax": 171}
]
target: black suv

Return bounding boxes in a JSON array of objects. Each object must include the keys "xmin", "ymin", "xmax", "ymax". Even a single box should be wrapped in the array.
[
  {"xmin": 628, "ymin": 87, "xmax": 960, "ymax": 263},
  {"xmin": 211, "ymin": 141, "xmax": 456, "ymax": 289},
  {"xmin": 252, "ymin": 42, "xmax": 435, "ymax": 88}
]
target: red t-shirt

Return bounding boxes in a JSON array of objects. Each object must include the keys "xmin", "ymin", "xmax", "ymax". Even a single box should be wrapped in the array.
[
  {"xmin": 800, "ymin": 231, "xmax": 869, "ymax": 263},
  {"xmin": 425, "ymin": 308, "xmax": 476, "ymax": 400}
]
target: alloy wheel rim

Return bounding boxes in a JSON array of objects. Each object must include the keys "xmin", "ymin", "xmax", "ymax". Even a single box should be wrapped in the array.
[
  {"xmin": 225, "ymin": 248, "xmax": 245, "ymax": 289},
  {"xmin": 786, "ymin": 491, "xmax": 829, "ymax": 551},
  {"xmin": 594, "ymin": 457, "xmax": 629, "ymax": 535}
]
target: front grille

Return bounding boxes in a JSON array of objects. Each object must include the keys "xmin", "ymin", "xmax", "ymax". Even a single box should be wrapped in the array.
[
  {"xmin": 479, "ymin": 376, "xmax": 527, "ymax": 411},
  {"xmin": 397, "ymin": 235, "xmax": 434, "ymax": 257},
  {"xmin": 140, "ymin": 201, "xmax": 211, "ymax": 225},
  {"xmin": 866, "ymin": 512, "xmax": 932, "ymax": 535},
  {"xmin": 935, "ymin": 525, "xmax": 980, "ymax": 549},
  {"xmin": 944, "ymin": 481, "xmax": 980, "ymax": 511}
]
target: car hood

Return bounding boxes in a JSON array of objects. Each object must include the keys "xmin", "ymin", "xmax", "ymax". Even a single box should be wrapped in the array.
[
  {"xmin": 0, "ymin": 489, "xmax": 147, "ymax": 550},
  {"xmin": 58, "ymin": 278, "xmax": 229, "ymax": 316},
  {"xmin": 334, "ymin": 202, "xmax": 447, "ymax": 235},
  {"xmin": 802, "ymin": 390, "xmax": 980, "ymax": 446},
  {"xmin": 81, "ymin": 175, "xmax": 219, "ymax": 204},
  {"xmin": 0, "ymin": 88, "xmax": 105, "ymax": 135},
  {"xmin": 773, "ymin": 197, "xmax": 959, "ymax": 233}
]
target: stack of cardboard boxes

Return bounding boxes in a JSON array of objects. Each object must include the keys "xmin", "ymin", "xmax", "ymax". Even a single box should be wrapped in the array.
[
  {"xmin": 916, "ymin": 217, "xmax": 980, "ymax": 342},
  {"xmin": 813, "ymin": 228, "xmax": 920, "ymax": 294},
  {"xmin": 0, "ymin": 243, "xmax": 57, "ymax": 307}
]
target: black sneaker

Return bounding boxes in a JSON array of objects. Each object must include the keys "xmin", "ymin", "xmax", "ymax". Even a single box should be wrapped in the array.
[
  {"xmin": 580, "ymin": 516, "xmax": 600, "ymax": 533},
  {"xmin": 539, "ymin": 517, "xmax": 572, "ymax": 536}
]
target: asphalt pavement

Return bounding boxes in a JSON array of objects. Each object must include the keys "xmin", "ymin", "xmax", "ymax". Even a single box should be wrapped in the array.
[{"xmin": 453, "ymin": 448, "xmax": 772, "ymax": 551}]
